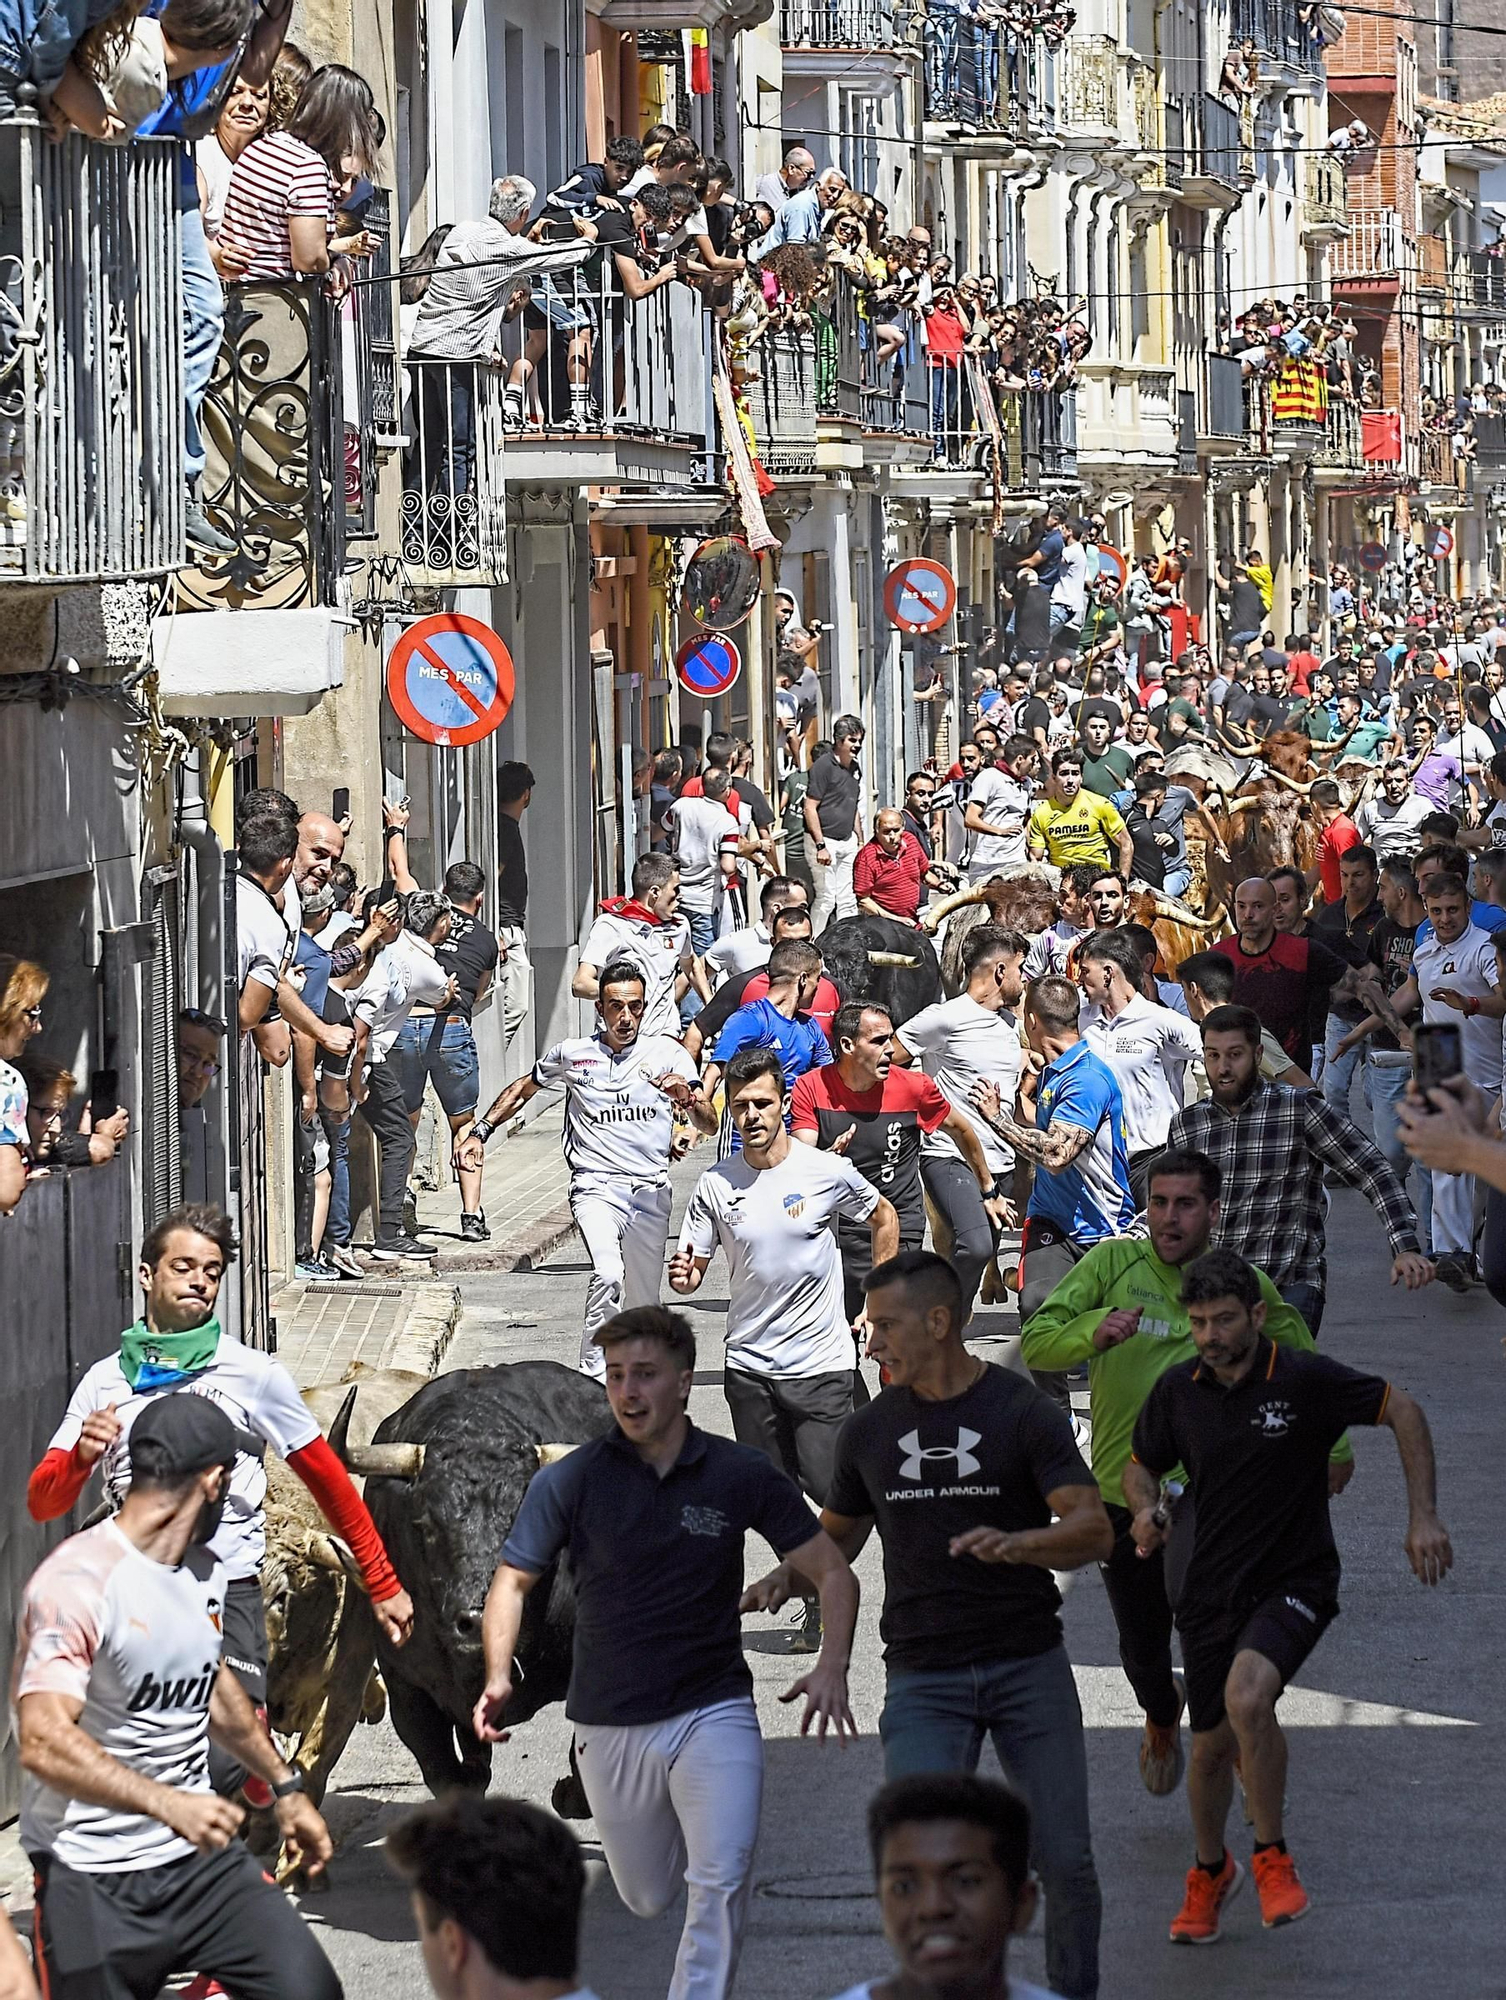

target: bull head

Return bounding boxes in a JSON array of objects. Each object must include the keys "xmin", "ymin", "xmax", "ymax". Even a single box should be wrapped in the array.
[{"xmin": 328, "ymin": 1387, "xmax": 427, "ymax": 1480}]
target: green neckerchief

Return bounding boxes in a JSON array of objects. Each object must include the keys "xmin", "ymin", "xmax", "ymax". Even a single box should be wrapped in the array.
[{"xmin": 119, "ymin": 1318, "xmax": 221, "ymax": 1391}]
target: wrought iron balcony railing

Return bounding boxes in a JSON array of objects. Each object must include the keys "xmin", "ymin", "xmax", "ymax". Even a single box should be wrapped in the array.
[
  {"xmin": 0, "ymin": 121, "xmax": 184, "ymax": 582},
  {"xmin": 781, "ymin": 0, "xmax": 901, "ymax": 47},
  {"xmin": 1229, "ymin": 0, "xmax": 1326, "ymax": 76},
  {"xmin": 925, "ymin": 18, "xmax": 1052, "ymax": 135},
  {"xmin": 401, "ymin": 361, "xmax": 509, "ymax": 582}
]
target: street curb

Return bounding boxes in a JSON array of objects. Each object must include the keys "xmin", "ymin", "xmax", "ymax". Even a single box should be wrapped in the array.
[
  {"xmin": 431, "ymin": 1202, "xmax": 578, "ymax": 1276},
  {"xmin": 383, "ymin": 1281, "xmax": 463, "ymax": 1373}
]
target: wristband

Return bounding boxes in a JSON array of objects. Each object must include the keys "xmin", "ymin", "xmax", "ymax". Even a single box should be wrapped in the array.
[
  {"xmin": 271, "ymin": 1771, "xmax": 306, "ymax": 1799},
  {"xmin": 988, "ymin": 1178, "xmax": 1011, "ymax": 1201},
  {"xmin": 1465, "ymin": 996, "xmax": 1480, "ymax": 1017},
  {"xmin": 471, "ymin": 1117, "xmax": 494, "ymax": 1144}
]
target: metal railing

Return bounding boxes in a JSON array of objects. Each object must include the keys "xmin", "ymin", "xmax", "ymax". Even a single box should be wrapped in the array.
[
  {"xmin": 343, "ymin": 187, "xmax": 396, "ymax": 539},
  {"xmin": 1315, "ymin": 398, "xmax": 1363, "ymax": 468},
  {"xmin": 781, "ymin": 0, "xmax": 899, "ymax": 45},
  {"xmin": 1185, "ymin": 92, "xmax": 1245, "ymax": 187},
  {"xmin": 1330, "ymin": 208, "xmax": 1408, "ymax": 281},
  {"xmin": 0, "ymin": 121, "xmax": 184, "ymax": 581},
  {"xmin": 747, "ymin": 326, "xmax": 819, "ymax": 474},
  {"xmin": 1019, "ymin": 387, "xmax": 1077, "ymax": 483},
  {"xmin": 1420, "ymin": 429, "xmax": 1458, "ymax": 492},
  {"xmin": 178, "ymin": 279, "xmax": 345, "ymax": 610},
  {"xmin": 1459, "ymin": 249, "xmax": 1506, "ymax": 314},
  {"xmin": 860, "ymin": 323, "xmax": 928, "ymax": 435},
  {"xmin": 1476, "ymin": 411, "xmax": 1506, "ymax": 464},
  {"xmin": 1177, "ymin": 388, "xmax": 1197, "ymax": 473},
  {"xmin": 401, "ymin": 361, "xmax": 509, "ymax": 580},
  {"xmin": 1229, "ymin": 0, "xmax": 1326, "ymax": 73},
  {"xmin": 1061, "ymin": 32, "xmax": 1118, "ymax": 129},
  {"xmin": 925, "ymin": 19, "xmax": 1052, "ymax": 133},
  {"xmin": 1203, "ymin": 353, "xmax": 1247, "ymax": 438},
  {"xmin": 1163, "ymin": 97, "xmax": 1187, "ymax": 189},
  {"xmin": 1303, "ymin": 154, "xmax": 1347, "ymax": 230}
]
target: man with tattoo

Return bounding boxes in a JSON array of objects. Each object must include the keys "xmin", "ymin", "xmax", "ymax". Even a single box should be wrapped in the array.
[{"xmin": 971, "ymin": 976, "xmax": 1134, "ymax": 1416}]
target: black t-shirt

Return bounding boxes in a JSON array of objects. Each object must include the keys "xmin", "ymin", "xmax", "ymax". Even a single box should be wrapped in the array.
[
  {"xmin": 1132, "ymin": 1340, "xmax": 1390, "ymax": 1620},
  {"xmin": 1124, "ymin": 803, "xmax": 1168, "ymax": 890},
  {"xmin": 435, "ymin": 909, "xmax": 499, "ymax": 1022},
  {"xmin": 1017, "ymin": 695, "xmax": 1051, "ymax": 742},
  {"xmin": 496, "ymin": 815, "xmax": 528, "ymax": 927},
  {"xmin": 1365, "ymin": 915, "xmax": 1420, "ymax": 1052},
  {"xmin": 901, "ymin": 806, "xmax": 934, "ymax": 861},
  {"xmin": 807, "ymin": 752, "xmax": 863, "ymax": 840},
  {"xmin": 1247, "ymin": 692, "xmax": 1285, "ymax": 734},
  {"xmin": 790, "ymin": 1066, "xmax": 950, "ymax": 1245},
  {"xmin": 1311, "ymin": 897, "xmax": 1382, "ymax": 1025},
  {"xmin": 1077, "ymin": 697, "xmax": 1121, "ymax": 734},
  {"xmin": 731, "ymin": 775, "xmax": 775, "ymax": 833},
  {"xmin": 1220, "ymin": 684, "xmax": 1256, "ymax": 732},
  {"xmin": 827, "ymin": 1366, "xmax": 1095, "ymax": 1667},
  {"xmin": 1225, "ymin": 579, "xmax": 1265, "ymax": 632}
]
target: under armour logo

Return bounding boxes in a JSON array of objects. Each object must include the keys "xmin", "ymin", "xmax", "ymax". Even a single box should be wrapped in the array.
[{"xmin": 898, "ymin": 1428, "xmax": 982, "ymax": 1482}]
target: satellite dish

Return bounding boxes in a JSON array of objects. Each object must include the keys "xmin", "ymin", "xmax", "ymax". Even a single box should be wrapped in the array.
[{"xmin": 682, "ymin": 537, "xmax": 760, "ymax": 631}]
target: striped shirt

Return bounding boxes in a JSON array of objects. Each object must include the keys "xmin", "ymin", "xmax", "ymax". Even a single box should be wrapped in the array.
[{"xmin": 220, "ymin": 131, "xmax": 333, "ymax": 279}]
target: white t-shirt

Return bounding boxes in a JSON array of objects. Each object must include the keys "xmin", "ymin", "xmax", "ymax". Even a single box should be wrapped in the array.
[
  {"xmin": 533, "ymin": 1032, "xmax": 696, "ymax": 1185},
  {"xmin": 1051, "ymin": 540, "xmax": 1089, "ymax": 620},
  {"xmin": 679, "ymin": 1147, "xmax": 880, "ymax": 1376},
  {"xmin": 1081, "ymin": 992, "xmax": 1202, "ymax": 1152},
  {"xmin": 1437, "ymin": 724, "xmax": 1495, "ymax": 773},
  {"xmin": 16, "ymin": 1522, "xmax": 226, "ymax": 1871},
  {"xmin": 898, "ymin": 994, "xmax": 1024, "ymax": 1177},
  {"xmin": 704, "ymin": 922, "xmax": 773, "ymax": 984},
  {"xmin": 580, "ymin": 910, "xmax": 694, "ymax": 1040},
  {"xmin": 1353, "ymin": 791, "xmax": 1433, "ymax": 861},
  {"xmin": 351, "ymin": 930, "xmax": 451, "ymax": 1061},
  {"xmin": 965, "ymin": 768, "xmax": 1032, "ymax": 876},
  {"xmin": 47, "ymin": 1335, "xmax": 320, "ymax": 1579},
  {"xmin": 195, "ymin": 132, "xmax": 234, "ymax": 240},
  {"xmin": 1413, "ymin": 922, "xmax": 1502, "ymax": 1090},
  {"xmin": 235, "ymin": 874, "xmax": 294, "ymax": 997},
  {"xmin": 669, "ymin": 798, "xmax": 741, "ymax": 914},
  {"xmin": 1023, "ymin": 919, "xmax": 1087, "ymax": 982}
]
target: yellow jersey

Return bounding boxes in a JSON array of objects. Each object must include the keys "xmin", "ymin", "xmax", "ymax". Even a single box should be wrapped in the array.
[{"xmin": 1028, "ymin": 791, "xmax": 1127, "ymax": 870}]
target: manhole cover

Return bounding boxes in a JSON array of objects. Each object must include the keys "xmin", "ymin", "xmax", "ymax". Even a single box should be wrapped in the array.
[{"xmin": 757, "ymin": 1874, "xmax": 872, "ymax": 1902}]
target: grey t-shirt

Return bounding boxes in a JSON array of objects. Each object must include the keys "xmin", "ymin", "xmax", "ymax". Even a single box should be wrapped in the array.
[{"xmin": 807, "ymin": 752, "xmax": 863, "ymax": 841}]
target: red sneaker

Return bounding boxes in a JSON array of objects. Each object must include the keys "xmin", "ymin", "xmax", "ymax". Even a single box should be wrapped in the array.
[
  {"xmin": 1169, "ymin": 1851, "xmax": 1243, "ymax": 1945},
  {"xmin": 1252, "ymin": 1847, "xmax": 1310, "ymax": 1928}
]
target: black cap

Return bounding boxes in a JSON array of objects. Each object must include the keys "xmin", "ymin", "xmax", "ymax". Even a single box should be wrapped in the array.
[{"xmin": 131, "ymin": 1394, "xmax": 257, "ymax": 1476}]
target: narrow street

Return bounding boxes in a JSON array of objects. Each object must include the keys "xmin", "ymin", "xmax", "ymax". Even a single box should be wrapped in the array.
[{"xmin": 298, "ymin": 1168, "xmax": 1501, "ymax": 2000}]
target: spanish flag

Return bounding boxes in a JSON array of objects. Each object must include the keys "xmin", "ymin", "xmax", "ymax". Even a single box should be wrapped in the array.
[{"xmin": 684, "ymin": 28, "xmax": 712, "ymax": 94}]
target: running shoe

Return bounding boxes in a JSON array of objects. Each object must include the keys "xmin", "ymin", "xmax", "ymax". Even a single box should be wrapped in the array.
[
  {"xmin": 370, "ymin": 1232, "xmax": 437, "ymax": 1262},
  {"xmin": 325, "ymin": 1245, "xmax": 364, "ymax": 1280},
  {"xmin": 1434, "ymin": 1252, "xmax": 1473, "ymax": 1293},
  {"xmin": 1252, "ymin": 1847, "xmax": 1309, "ymax": 1928},
  {"xmin": 1139, "ymin": 1671, "xmax": 1186, "ymax": 1796},
  {"xmin": 294, "ymin": 1258, "xmax": 338, "ymax": 1282},
  {"xmin": 788, "ymin": 1598, "xmax": 822, "ymax": 1654},
  {"xmin": 460, "ymin": 1211, "xmax": 491, "ymax": 1243},
  {"xmin": 1169, "ymin": 1851, "xmax": 1243, "ymax": 1945}
]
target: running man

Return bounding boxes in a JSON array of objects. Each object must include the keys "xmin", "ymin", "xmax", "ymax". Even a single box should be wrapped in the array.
[
  {"xmin": 474, "ymin": 1305, "xmax": 858, "ymax": 2000},
  {"xmin": 1126, "ymin": 1248, "xmax": 1451, "ymax": 1943},
  {"xmin": 1026, "ymin": 752, "xmax": 1134, "ymax": 878},
  {"xmin": 458, "ymin": 958, "xmax": 718, "ymax": 1376},
  {"xmin": 1021, "ymin": 1151, "xmax": 1349, "ymax": 1800},
  {"xmin": 573, "ymin": 852, "xmax": 700, "ymax": 1037},
  {"xmin": 26, "ymin": 1204, "xmax": 412, "ymax": 1801},
  {"xmin": 1078, "ymin": 931, "xmax": 1201, "ymax": 1208},
  {"xmin": 17, "ymin": 1394, "xmax": 343, "ymax": 2000}
]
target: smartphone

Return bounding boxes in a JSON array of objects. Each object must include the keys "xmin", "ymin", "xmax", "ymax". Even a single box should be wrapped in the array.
[
  {"xmin": 1413, "ymin": 1021, "xmax": 1464, "ymax": 1093},
  {"xmin": 89, "ymin": 1068, "xmax": 119, "ymax": 1125},
  {"xmin": 332, "ymin": 786, "xmax": 350, "ymax": 822}
]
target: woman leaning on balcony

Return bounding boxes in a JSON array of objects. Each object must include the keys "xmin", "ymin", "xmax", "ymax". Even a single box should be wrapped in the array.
[
  {"xmin": 219, "ymin": 61, "xmax": 380, "ymax": 285},
  {"xmin": 0, "ymin": 953, "xmax": 45, "ymax": 1217}
]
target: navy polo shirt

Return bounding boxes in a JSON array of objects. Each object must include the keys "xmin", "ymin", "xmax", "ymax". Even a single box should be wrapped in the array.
[{"xmin": 501, "ymin": 1422, "xmax": 819, "ymax": 1726}]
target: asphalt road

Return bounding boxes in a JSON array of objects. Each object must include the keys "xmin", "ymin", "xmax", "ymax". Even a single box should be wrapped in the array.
[{"xmin": 298, "ymin": 1162, "xmax": 1503, "ymax": 2000}]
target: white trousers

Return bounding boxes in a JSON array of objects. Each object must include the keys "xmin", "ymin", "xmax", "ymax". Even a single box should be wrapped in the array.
[
  {"xmin": 571, "ymin": 1175, "xmax": 673, "ymax": 1376},
  {"xmin": 803, "ymin": 832, "xmax": 859, "ymax": 930},
  {"xmin": 1430, "ymin": 1168, "xmax": 1475, "ymax": 1256},
  {"xmin": 575, "ymin": 1697, "xmax": 764, "ymax": 2000},
  {"xmin": 499, "ymin": 925, "xmax": 532, "ymax": 1049}
]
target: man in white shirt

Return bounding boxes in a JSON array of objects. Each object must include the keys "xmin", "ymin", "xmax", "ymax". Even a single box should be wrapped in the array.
[
  {"xmin": 667, "ymin": 766, "xmax": 745, "ymax": 954},
  {"xmin": 386, "ymin": 1757, "xmax": 605, "ymax": 2000},
  {"xmin": 896, "ymin": 925, "xmax": 1027, "ymax": 1326},
  {"xmin": 825, "ymin": 1773, "xmax": 1063, "ymax": 2000},
  {"xmin": 753, "ymin": 143, "xmax": 816, "ymax": 217},
  {"xmin": 964, "ymin": 737, "xmax": 1036, "ymax": 885},
  {"xmin": 703, "ymin": 875, "xmax": 808, "ymax": 986},
  {"xmin": 458, "ymin": 958, "xmax": 717, "ymax": 1376},
  {"xmin": 1355, "ymin": 761, "xmax": 1434, "ymax": 862},
  {"xmin": 575, "ymin": 852, "xmax": 698, "ymax": 1039},
  {"xmin": 1023, "ymin": 867, "xmax": 1100, "ymax": 981},
  {"xmin": 1050, "ymin": 518, "xmax": 1089, "ymax": 639},
  {"xmin": 353, "ymin": 892, "xmax": 456, "ymax": 1259},
  {"xmin": 1436, "ymin": 700, "xmax": 1495, "ymax": 790},
  {"xmin": 1078, "ymin": 930, "xmax": 1201, "ymax": 1208},
  {"xmin": 671, "ymin": 1042, "xmax": 899, "ymax": 1528}
]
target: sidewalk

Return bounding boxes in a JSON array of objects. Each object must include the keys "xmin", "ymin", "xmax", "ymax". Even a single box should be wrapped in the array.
[{"xmin": 413, "ymin": 1103, "xmax": 576, "ymax": 1277}]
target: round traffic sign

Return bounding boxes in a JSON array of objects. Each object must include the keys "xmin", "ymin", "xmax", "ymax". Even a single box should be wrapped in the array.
[
  {"xmin": 1088, "ymin": 543, "xmax": 1127, "ymax": 588},
  {"xmin": 675, "ymin": 630, "xmax": 742, "ymax": 700},
  {"xmin": 883, "ymin": 558, "xmax": 957, "ymax": 634},
  {"xmin": 1424, "ymin": 525, "xmax": 1454, "ymax": 562},
  {"xmin": 1358, "ymin": 542, "xmax": 1388, "ymax": 572},
  {"xmin": 385, "ymin": 613, "xmax": 516, "ymax": 748}
]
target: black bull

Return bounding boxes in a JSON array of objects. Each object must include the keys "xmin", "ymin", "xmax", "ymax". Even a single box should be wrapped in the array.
[
  {"xmin": 816, "ymin": 915, "xmax": 942, "ymax": 1026},
  {"xmin": 356, "ymin": 1360, "xmax": 613, "ymax": 1797}
]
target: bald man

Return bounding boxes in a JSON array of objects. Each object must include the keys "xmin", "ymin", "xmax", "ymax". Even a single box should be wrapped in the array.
[
  {"xmin": 1210, "ymin": 876, "xmax": 1351, "ymax": 1063},
  {"xmin": 754, "ymin": 143, "xmax": 815, "ymax": 216},
  {"xmin": 853, "ymin": 808, "xmax": 947, "ymax": 925}
]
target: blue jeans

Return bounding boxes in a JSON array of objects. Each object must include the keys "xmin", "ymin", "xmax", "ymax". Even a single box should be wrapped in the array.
[
  {"xmin": 684, "ymin": 908, "xmax": 718, "ymax": 957},
  {"xmin": 1162, "ymin": 866, "xmax": 1191, "ymax": 899},
  {"xmin": 1277, "ymin": 1280, "xmax": 1325, "ymax": 1337},
  {"xmin": 880, "ymin": 1647, "xmax": 1100, "ymax": 1999},
  {"xmin": 180, "ymin": 200, "xmax": 224, "ymax": 484},
  {"xmin": 391, "ymin": 1016, "xmax": 481, "ymax": 1119},
  {"xmin": 321, "ymin": 1109, "xmax": 351, "ymax": 1249},
  {"xmin": 1321, "ymin": 1011, "xmax": 1363, "ymax": 1114},
  {"xmin": 930, "ymin": 365, "xmax": 960, "ymax": 455},
  {"xmin": 1366, "ymin": 1052, "xmax": 1432, "ymax": 1252}
]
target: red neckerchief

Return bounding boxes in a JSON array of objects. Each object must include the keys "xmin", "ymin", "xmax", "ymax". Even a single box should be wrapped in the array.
[{"xmin": 599, "ymin": 896, "xmax": 665, "ymax": 927}]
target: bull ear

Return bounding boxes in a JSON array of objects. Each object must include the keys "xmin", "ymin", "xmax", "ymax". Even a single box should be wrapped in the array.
[
  {"xmin": 342, "ymin": 1443, "xmax": 426, "ymax": 1479},
  {"xmin": 327, "ymin": 1386, "xmax": 358, "ymax": 1466},
  {"xmin": 535, "ymin": 1443, "xmax": 577, "ymax": 1468},
  {"xmin": 308, "ymin": 1533, "xmax": 362, "ymax": 1579}
]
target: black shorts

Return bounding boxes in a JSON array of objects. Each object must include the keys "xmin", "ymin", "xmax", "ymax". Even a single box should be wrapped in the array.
[
  {"xmin": 31, "ymin": 1842, "xmax": 341, "ymax": 2000},
  {"xmin": 208, "ymin": 1576, "xmax": 268, "ymax": 1797},
  {"xmin": 1179, "ymin": 1585, "xmax": 1338, "ymax": 1734}
]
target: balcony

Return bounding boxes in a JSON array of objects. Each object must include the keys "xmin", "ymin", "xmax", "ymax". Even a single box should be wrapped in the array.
[
  {"xmin": 1477, "ymin": 411, "xmax": 1506, "ymax": 473},
  {"xmin": 781, "ymin": 0, "xmax": 912, "ymax": 78},
  {"xmin": 1201, "ymin": 354, "xmax": 1248, "ymax": 444},
  {"xmin": 1420, "ymin": 429, "xmax": 1463, "ymax": 497},
  {"xmin": 1301, "ymin": 155, "xmax": 1348, "ymax": 240},
  {"xmin": 1059, "ymin": 32, "xmax": 1119, "ymax": 134},
  {"xmin": 1229, "ymin": 0, "xmax": 1326, "ymax": 81},
  {"xmin": 1313, "ymin": 399, "xmax": 1364, "ymax": 474},
  {"xmin": 1018, "ymin": 388, "xmax": 1078, "ymax": 486},
  {"xmin": 400, "ymin": 362, "xmax": 509, "ymax": 585},
  {"xmin": 1418, "ymin": 232, "xmax": 1449, "ymax": 294},
  {"xmin": 1457, "ymin": 249, "xmax": 1506, "ymax": 316},
  {"xmin": 0, "ymin": 122, "xmax": 183, "ymax": 584},
  {"xmin": 1330, "ymin": 208, "xmax": 1411, "ymax": 288},
  {"xmin": 745, "ymin": 279, "xmax": 884, "ymax": 479},
  {"xmin": 924, "ymin": 19, "xmax": 1051, "ymax": 141},
  {"xmin": 1178, "ymin": 93, "xmax": 1247, "ymax": 207}
]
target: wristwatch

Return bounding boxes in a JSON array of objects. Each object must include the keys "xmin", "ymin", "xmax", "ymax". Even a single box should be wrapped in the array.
[
  {"xmin": 471, "ymin": 1117, "xmax": 495, "ymax": 1144},
  {"xmin": 988, "ymin": 1178, "xmax": 1011, "ymax": 1201},
  {"xmin": 271, "ymin": 1771, "xmax": 306, "ymax": 1799}
]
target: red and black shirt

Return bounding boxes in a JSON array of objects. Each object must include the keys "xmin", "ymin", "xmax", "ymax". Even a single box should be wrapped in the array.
[
  {"xmin": 1211, "ymin": 931, "xmax": 1348, "ymax": 1059},
  {"xmin": 790, "ymin": 1065, "xmax": 950, "ymax": 1243}
]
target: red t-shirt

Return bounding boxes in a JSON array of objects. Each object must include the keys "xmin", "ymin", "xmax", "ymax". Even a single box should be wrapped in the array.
[
  {"xmin": 852, "ymin": 832, "xmax": 928, "ymax": 921},
  {"xmin": 926, "ymin": 308, "xmax": 966, "ymax": 363},
  {"xmin": 1211, "ymin": 930, "xmax": 1349, "ymax": 1058},
  {"xmin": 1286, "ymin": 649, "xmax": 1319, "ymax": 696},
  {"xmin": 1316, "ymin": 814, "xmax": 1361, "ymax": 905},
  {"xmin": 790, "ymin": 1064, "xmax": 951, "ymax": 1240},
  {"xmin": 740, "ymin": 969, "xmax": 840, "ymax": 1037}
]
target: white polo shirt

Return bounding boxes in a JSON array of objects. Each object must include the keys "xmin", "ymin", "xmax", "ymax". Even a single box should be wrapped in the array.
[
  {"xmin": 1082, "ymin": 992, "xmax": 1203, "ymax": 1153},
  {"xmin": 1413, "ymin": 920, "xmax": 1502, "ymax": 1091},
  {"xmin": 533, "ymin": 1032, "xmax": 697, "ymax": 1186}
]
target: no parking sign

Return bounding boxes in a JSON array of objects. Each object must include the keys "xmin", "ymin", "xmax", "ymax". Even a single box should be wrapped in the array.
[
  {"xmin": 386, "ymin": 614, "xmax": 516, "ymax": 748},
  {"xmin": 675, "ymin": 631, "xmax": 742, "ymax": 700},
  {"xmin": 1424, "ymin": 525, "xmax": 1454, "ymax": 562}
]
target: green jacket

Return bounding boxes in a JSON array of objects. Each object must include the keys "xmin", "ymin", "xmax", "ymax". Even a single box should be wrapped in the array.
[{"xmin": 1020, "ymin": 1238, "xmax": 1352, "ymax": 1508}]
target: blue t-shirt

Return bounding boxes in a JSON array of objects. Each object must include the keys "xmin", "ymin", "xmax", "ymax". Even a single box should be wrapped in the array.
[
  {"xmin": 1417, "ymin": 901, "xmax": 1506, "ymax": 945},
  {"xmin": 1033, "ymin": 530, "xmax": 1065, "ymax": 591},
  {"xmin": 294, "ymin": 927, "xmax": 332, "ymax": 1018},
  {"xmin": 1026, "ymin": 1039, "xmax": 1134, "ymax": 1242},
  {"xmin": 712, "ymin": 999, "xmax": 831, "ymax": 1092}
]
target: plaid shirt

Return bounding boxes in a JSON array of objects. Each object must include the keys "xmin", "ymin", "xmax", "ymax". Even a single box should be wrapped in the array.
[{"xmin": 1167, "ymin": 1078, "xmax": 1420, "ymax": 1291}]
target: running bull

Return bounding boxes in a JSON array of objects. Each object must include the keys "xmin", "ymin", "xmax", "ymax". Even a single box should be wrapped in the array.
[{"xmin": 341, "ymin": 1359, "xmax": 613, "ymax": 1799}]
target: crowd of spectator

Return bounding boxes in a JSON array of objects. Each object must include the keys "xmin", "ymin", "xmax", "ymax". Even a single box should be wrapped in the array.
[{"xmin": 0, "ymin": 957, "xmax": 131, "ymax": 1218}]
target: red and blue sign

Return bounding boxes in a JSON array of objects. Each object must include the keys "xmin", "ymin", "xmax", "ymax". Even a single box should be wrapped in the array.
[
  {"xmin": 386, "ymin": 613, "xmax": 516, "ymax": 748},
  {"xmin": 883, "ymin": 558, "xmax": 957, "ymax": 634},
  {"xmin": 1358, "ymin": 541, "xmax": 1388, "ymax": 572},
  {"xmin": 1424, "ymin": 525, "xmax": 1454, "ymax": 562},
  {"xmin": 675, "ymin": 630, "xmax": 742, "ymax": 700},
  {"xmin": 1088, "ymin": 543, "xmax": 1127, "ymax": 589}
]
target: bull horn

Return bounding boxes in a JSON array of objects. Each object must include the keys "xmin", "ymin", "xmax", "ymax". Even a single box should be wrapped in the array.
[
  {"xmin": 867, "ymin": 949, "xmax": 920, "ymax": 967},
  {"xmin": 327, "ymin": 1385, "xmax": 358, "ymax": 1465},
  {"xmin": 536, "ymin": 1443, "xmax": 577, "ymax": 1467},
  {"xmin": 1261, "ymin": 767, "xmax": 1315, "ymax": 795},
  {"xmin": 308, "ymin": 1533, "xmax": 361, "ymax": 1577},
  {"xmin": 918, "ymin": 880, "xmax": 991, "ymax": 933},
  {"xmin": 1224, "ymin": 795, "xmax": 1262, "ymax": 815},
  {"xmin": 342, "ymin": 1442, "xmax": 426, "ymax": 1480},
  {"xmin": 1147, "ymin": 893, "xmax": 1223, "ymax": 928}
]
